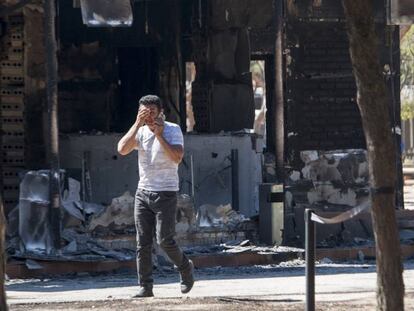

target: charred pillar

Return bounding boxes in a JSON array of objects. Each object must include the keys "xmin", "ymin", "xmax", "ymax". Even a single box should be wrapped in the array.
[
  {"xmin": 158, "ymin": 0, "xmax": 183, "ymax": 126},
  {"xmin": 274, "ymin": 0, "xmax": 284, "ymax": 181},
  {"xmin": 44, "ymin": 0, "xmax": 61, "ymax": 250}
]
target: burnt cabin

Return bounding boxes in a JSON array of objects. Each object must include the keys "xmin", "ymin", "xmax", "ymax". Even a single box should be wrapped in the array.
[{"xmin": 0, "ymin": 0, "xmax": 403, "ymax": 249}]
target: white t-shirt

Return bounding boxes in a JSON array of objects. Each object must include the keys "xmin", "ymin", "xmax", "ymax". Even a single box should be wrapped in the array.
[{"xmin": 136, "ymin": 122, "xmax": 184, "ymax": 192}]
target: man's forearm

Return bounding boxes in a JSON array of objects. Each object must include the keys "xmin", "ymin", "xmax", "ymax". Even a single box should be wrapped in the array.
[
  {"xmin": 156, "ymin": 135, "xmax": 183, "ymax": 164},
  {"xmin": 117, "ymin": 122, "xmax": 141, "ymax": 155}
]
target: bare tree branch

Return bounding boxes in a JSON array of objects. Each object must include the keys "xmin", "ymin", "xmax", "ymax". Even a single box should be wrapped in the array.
[{"xmin": 0, "ymin": 0, "xmax": 33, "ymax": 18}]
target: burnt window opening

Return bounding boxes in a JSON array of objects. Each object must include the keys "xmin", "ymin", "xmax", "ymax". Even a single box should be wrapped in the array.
[
  {"xmin": 185, "ymin": 62, "xmax": 196, "ymax": 132},
  {"xmin": 251, "ymin": 60, "xmax": 266, "ymax": 140},
  {"xmin": 250, "ymin": 55, "xmax": 276, "ymax": 153}
]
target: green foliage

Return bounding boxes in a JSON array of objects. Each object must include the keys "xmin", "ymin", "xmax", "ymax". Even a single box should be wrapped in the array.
[
  {"xmin": 401, "ymin": 27, "xmax": 414, "ymax": 89},
  {"xmin": 401, "ymin": 98, "xmax": 414, "ymax": 121},
  {"xmin": 401, "ymin": 26, "xmax": 414, "ymax": 120}
]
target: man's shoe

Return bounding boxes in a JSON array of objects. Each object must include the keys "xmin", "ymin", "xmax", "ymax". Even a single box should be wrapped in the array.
[
  {"xmin": 180, "ymin": 260, "xmax": 195, "ymax": 294},
  {"xmin": 132, "ymin": 286, "xmax": 154, "ymax": 298}
]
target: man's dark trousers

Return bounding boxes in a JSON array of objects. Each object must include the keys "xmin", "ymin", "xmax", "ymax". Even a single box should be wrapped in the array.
[{"xmin": 134, "ymin": 189, "xmax": 190, "ymax": 287}]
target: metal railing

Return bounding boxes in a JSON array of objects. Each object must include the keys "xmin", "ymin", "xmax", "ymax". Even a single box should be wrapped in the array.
[{"xmin": 305, "ymin": 200, "xmax": 371, "ymax": 311}]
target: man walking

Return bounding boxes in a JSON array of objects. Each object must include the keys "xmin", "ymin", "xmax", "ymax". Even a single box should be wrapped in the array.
[{"xmin": 117, "ymin": 95, "xmax": 194, "ymax": 298}]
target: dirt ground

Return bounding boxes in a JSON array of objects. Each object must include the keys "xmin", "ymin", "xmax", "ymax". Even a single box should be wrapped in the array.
[{"xmin": 8, "ymin": 293, "xmax": 414, "ymax": 311}]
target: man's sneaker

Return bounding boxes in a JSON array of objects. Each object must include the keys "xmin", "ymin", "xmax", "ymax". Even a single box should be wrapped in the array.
[
  {"xmin": 132, "ymin": 286, "xmax": 154, "ymax": 298},
  {"xmin": 180, "ymin": 260, "xmax": 195, "ymax": 294}
]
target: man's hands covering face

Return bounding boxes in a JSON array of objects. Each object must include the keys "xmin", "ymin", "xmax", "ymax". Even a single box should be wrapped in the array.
[
  {"xmin": 151, "ymin": 117, "xmax": 164, "ymax": 137},
  {"xmin": 137, "ymin": 106, "xmax": 164, "ymax": 136},
  {"xmin": 136, "ymin": 107, "xmax": 150, "ymax": 126}
]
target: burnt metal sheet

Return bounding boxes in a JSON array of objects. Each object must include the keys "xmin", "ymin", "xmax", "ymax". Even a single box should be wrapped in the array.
[{"xmin": 80, "ymin": 0, "xmax": 133, "ymax": 27}]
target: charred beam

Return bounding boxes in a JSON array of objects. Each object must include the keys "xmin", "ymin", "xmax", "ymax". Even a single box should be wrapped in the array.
[{"xmin": 44, "ymin": 0, "xmax": 61, "ymax": 251}]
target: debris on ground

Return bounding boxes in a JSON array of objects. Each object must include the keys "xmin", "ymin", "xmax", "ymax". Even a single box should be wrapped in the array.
[
  {"xmin": 182, "ymin": 240, "xmax": 304, "ymax": 258},
  {"xmin": 11, "ymin": 175, "xmax": 261, "ymax": 264},
  {"xmin": 88, "ymin": 191, "xmax": 135, "ymax": 233},
  {"xmin": 197, "ymin": 203, "xmax": 249, "ymax": 228}
]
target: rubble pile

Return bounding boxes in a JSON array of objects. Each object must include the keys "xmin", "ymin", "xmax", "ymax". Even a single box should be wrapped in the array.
[
  {"xmin": 182, "ymin": 239, "xmax": 304, "ymax": 257},
  {"xmin": 197, "ymin": 203, "xmax": 249, "ymax": 228},
  {"xmin": 8, "ymin": 171, "xmax": 257, "ymax": 264}
]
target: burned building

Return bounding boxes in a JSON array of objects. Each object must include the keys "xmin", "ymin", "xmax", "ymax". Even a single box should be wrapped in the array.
[{"xmin": 0, "ymin": 0, "xmax": 404, "ymax": 259}]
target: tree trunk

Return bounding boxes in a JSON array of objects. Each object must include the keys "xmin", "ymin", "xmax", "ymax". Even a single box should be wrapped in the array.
[
  {"xmin": 0, "ymin": 198, "xmax": 7, "ymax": 310},
  {"xmin": 342, "ymin": 1, "xmax": 404, "ymax": 310}
]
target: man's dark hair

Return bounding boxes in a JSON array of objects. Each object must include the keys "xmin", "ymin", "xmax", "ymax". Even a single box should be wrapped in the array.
[{"xmin": 139, "ymin": 95, "xmax": 162, "ymax": 110}]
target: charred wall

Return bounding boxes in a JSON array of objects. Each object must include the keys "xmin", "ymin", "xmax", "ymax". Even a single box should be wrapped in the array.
[
  {"xmin": 57, "ymin": 1, "xmax": 183, "ymax": 134},
  {"xmin": 58, "ymin": 41, "xmax": 117, "ymax": 133},
  {"xmin": 0, "ymin": 0, "xmax": 187, "ymax": 210},
  {"xmin": 286, "ymin": 21, "xmax": 364, "ymax": 151},
  {"xmin": 190, "ymin": 0, "xmax": 274, "ymax": 132},
  {"xmin": 0, "ymin": 12, "xmax": 25, "ymax": 213},
  {"xmin": 283, "ymin": 0, "xmax": 403, "ymax": 245}
]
